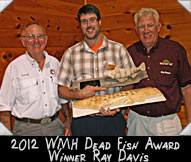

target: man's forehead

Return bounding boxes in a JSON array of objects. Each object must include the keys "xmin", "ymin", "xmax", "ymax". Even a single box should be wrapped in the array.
[
  {"xmin": 80, "ymin": 13, "xmax": 97, "ymax": 19},
  {"xmin": 138, "ymin": 15, "xmax": 155, "ymax": 23},
  {"xmin": 25, "ymin": 24, "xmax": 43, "ymax": 32}
]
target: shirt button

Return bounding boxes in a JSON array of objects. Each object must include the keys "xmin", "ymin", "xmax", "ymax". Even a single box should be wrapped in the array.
[
  {"xmin": 43, "ymin": 92, "xmax": 46, "ymax": 94},
  {"xmin": 147, "ymin": 56, "xmax": 150, "ymax": 58},
  {"xmin": 45, "ymin": 104, "xmax": 47, "ymax": 107},
  {"xmin": 147, "ymin": 110, "xmax": 150, "ymax": 114},
  {"xmin": 147, "ymin": 67, "xmax": 150, "ymax": 70},
  {"xmin": 42, "ymin": 80, "xmax": 44, "ymax": 83},
  {"xmin": 147, "ymin": 78, "xmax": 150, "ymax": 81}
]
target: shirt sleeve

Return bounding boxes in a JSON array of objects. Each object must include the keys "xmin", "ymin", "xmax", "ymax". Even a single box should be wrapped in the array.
[
  {"xmin": 58, "ymin": 98, "xmax": 68, "ymax": 104},
  {"xmin": 177, "ymin": 44, "xmax": 191, "ymax": 87},
  {"xmin": 120, "ymin": 45, "xmax": 136, "ymax": 69},
  {"xmin": 0, "ymin": 65, "xmax": 15, "ymax": 111},
  {"xmin": 58, "ymin": 49, "xmax": 73, "ymax": 87},
  {"xmin": 55, "ymin": 58, "xmax": 69, "ymax": 104}
]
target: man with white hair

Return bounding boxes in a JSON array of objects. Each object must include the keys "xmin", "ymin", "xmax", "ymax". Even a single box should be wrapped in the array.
[{"xmin": 127, "ymin": 8, "xmax": 191, "ymax": 136}]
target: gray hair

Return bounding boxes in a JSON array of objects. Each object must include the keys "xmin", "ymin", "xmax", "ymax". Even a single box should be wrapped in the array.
[
  {"xmin": 22, "ymin": 22, "xmax": 46, "ymax": 37},
  {"xmin": 134, "ymin": 8, "xmax": 159, "ymax": 27}
]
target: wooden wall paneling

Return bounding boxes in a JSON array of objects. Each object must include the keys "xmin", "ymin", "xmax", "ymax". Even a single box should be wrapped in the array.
[
  {"xmin": 101, "ymin": 13, "xmax": 134, "ymax": 31},
  {"xmin": 88, "ymin": 0, "xmax": 115, "ymax": 4},
  {"xmin": 92, "ymin": 0, "xmax": 122, "ymax": 17},
  {"xmin": 46, "ymin": 30, "xmax": 83, "ymax": 47},
  {"xmin": 97, "ymin": 0, "xmax": 181, "ymax": 17},
  {"xmin": 0, "ymin": 29, "xmax": 22, "ymax": 48},
  {"xmin": 0, "ymin": 10, "xmax": 80, "ymax": 32},
  {"xmin": 13, "ymin": 0, "xmax": 81, "ymax": 17},
  {"xmin": 103, "ymin": 28, "xmax": 138, "ymax": 47},
  {"xmin": 0, "ymin": 68, "xmax": 6, "ymax": 87},
  {"xmin": 39, "ymin": 13, "xmax": 79, "ymax": 33},
  {"xmin": 160, "ymin": 8, "xmax": 191, "ymax": 25},
  {"xmin": 0, "ymin": 28, "xmax": 83, "ymax": 48},
  {"xmin": 0, "ymin": 48, "xmax": 25, "ymax": 86},
  {"xmin": 0, "ymin": 8, "xmax": 82, "ymax": 51},
  {"xmin": 0, "ymin": 11, "xmax": 18, "ymax": 29},
  {"xmin": 168, "ymin": 23, "xmax": 191, "ymax": 41},
  {"xmin": 58, "ymin": 0, "xmax": 84, "ymax": 5},
  {"xmin": 0, "ymin": 48, "xmax": 25, "ymax": 68}
]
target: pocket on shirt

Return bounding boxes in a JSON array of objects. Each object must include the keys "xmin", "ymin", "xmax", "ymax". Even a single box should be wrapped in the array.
[
  {"xmin": 17, "ymin": 78, "xmax": 39, "ymax": 104},
  {"xmin": 158, "ymin": 66, "xmax": 175, "ymax": 86},
  {"xmin": 49, "ymin": 76, "xmax": 58, "ymax": 98}
]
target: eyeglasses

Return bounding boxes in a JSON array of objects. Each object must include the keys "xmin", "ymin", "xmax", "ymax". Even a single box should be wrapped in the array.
[
  {"xmin": 80, "ymin": 17, "xmax": 98, "ymax": 25},
  {"xmin": 23, "ymin": 33, "xmax": 46, "ymax": 40},
  {"xmin": 138, "ymin": 24, "xmax": 155, "ymax": 29}
]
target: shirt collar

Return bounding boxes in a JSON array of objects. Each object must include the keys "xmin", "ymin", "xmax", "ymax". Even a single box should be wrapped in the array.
[
  {"xmin": 136, "ymin": 37, "xmax": 160, "ymax": 55},
  {"xmin": 25, "ymin": 50, "xmax": 49, "ymax": 67},
  {"xmin": 80, "ymin": 34, "xmax": 108, "ymax": 53}
]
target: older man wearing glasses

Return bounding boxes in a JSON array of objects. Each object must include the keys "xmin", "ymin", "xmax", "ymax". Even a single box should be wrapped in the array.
[{"xmin": 0, "ymin": 22, "xmax": 71, "ymax": 136}]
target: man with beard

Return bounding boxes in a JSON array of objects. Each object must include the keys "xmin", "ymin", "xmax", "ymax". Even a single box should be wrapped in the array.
[
  {"xmin": 58, "ymin": 4, "xmax": 135, "ymax": 136},
  {"xmin": 0, "ymin": 22, "xmax": 71, "ymax": 136}
]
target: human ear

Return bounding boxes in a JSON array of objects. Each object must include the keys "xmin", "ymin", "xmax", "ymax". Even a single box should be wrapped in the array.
[
  {"xmin": 98, "ymin": 19, "xmax": 101, "ymax": 26},
  {"xmin": 21, "ymin": 38, "xmax": 27, "ymax": 47},
  {"xmin": 157, "ymin": 23, "xmax": 161, "ymax": 32}
]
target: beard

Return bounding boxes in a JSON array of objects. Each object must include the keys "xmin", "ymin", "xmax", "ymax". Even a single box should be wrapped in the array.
[{"xmin": 83, "ymin": 26, "xmax": 101, "ymax": 40}]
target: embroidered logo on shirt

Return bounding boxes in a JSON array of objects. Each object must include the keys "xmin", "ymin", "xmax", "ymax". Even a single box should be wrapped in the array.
[
  {"xmin": 160, "ymin": 59, "xmax": 173, "ymax": 66},
  {"xmin": 161, "ymin": 71, "xmax": 171, "ymax": 75}
]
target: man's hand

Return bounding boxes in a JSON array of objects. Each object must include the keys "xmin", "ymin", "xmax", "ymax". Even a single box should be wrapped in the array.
[
  {"xmin": 64, "ymin": 117, "xmax": 72, "ymax": 136},
  {"xmin": 79, "ymin": 85, "xmax": 107, "ymax": 99},
  {"xmin": 0, "ymin": 111, "xmax": 12, "ymax": 131},
  {"xmin": 181, "ymin": 84, "xmax": 191, "ymax": 123},
  {"xmin": 99, "ymin": 108, "xmax": 120, "ymax": 116},
  {"xmin": 59, "ymin": 85, "xmax": 107, "ymax": 100}
]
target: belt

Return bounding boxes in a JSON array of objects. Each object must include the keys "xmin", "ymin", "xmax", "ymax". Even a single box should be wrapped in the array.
[
  {"xmin": 15, "ymin": 112, "xmax": 59, "ymax": 126},
  {"xmin": 131, "ymin": 109, "xmax": 176, "ymax": 118}
]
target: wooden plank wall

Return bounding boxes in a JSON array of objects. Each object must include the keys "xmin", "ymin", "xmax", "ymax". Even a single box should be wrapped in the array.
[{"xmin": 0, "ymin": 0, "xmax": 190, "ymax": 128}]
